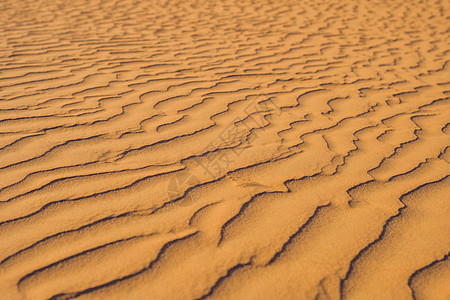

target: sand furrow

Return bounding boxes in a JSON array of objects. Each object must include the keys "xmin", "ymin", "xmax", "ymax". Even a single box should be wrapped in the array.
[{"xmin": 1, "ymin": 0, "xmax": 449, "ymax": 299}]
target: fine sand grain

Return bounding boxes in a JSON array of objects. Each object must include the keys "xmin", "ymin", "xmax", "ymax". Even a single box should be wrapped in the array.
[{"xmin": 0, "ymin": 0, "xmax": 449, "ymax": 299}]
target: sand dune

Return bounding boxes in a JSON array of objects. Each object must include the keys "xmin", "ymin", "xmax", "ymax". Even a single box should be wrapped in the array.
[{"xmin": 0, "ymin": 0, "xmax": 449, "ymax": 299}]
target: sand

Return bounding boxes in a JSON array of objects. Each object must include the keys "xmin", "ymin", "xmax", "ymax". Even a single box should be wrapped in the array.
[{"xmin": 0, "ymin": 0, "xmax": 449, "ymax": 299}]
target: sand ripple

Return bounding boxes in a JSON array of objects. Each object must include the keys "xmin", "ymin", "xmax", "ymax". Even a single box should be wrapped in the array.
[{"xmin": 0, "ymin": 0, "xmax": 449, "ymax": 299}]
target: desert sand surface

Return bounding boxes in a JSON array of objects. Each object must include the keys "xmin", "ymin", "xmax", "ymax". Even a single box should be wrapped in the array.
[{"xmin": 0, "ymin": 0, "xmax": 449, "ymax": 299}]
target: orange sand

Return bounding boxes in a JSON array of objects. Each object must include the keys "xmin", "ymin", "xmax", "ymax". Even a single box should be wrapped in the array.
[{"xmin": 0, "ymin": 0, "xmax": 449, "ymax": 299}]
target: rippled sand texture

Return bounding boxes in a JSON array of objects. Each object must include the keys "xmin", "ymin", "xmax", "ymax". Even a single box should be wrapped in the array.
[{"xmin": 1, "ymin": 0, "xmax": 449, "ymax": 299}]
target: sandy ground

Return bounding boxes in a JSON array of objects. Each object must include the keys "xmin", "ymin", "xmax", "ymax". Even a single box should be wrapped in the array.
[{"xmin": 0, "ymin": 0, "xmax": 449, "ymax": 299}]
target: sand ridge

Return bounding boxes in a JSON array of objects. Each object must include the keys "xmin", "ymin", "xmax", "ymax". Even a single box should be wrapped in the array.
[{"xmin": 0, "ymin": 0, "xmax": 449, "ymax": 299}]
